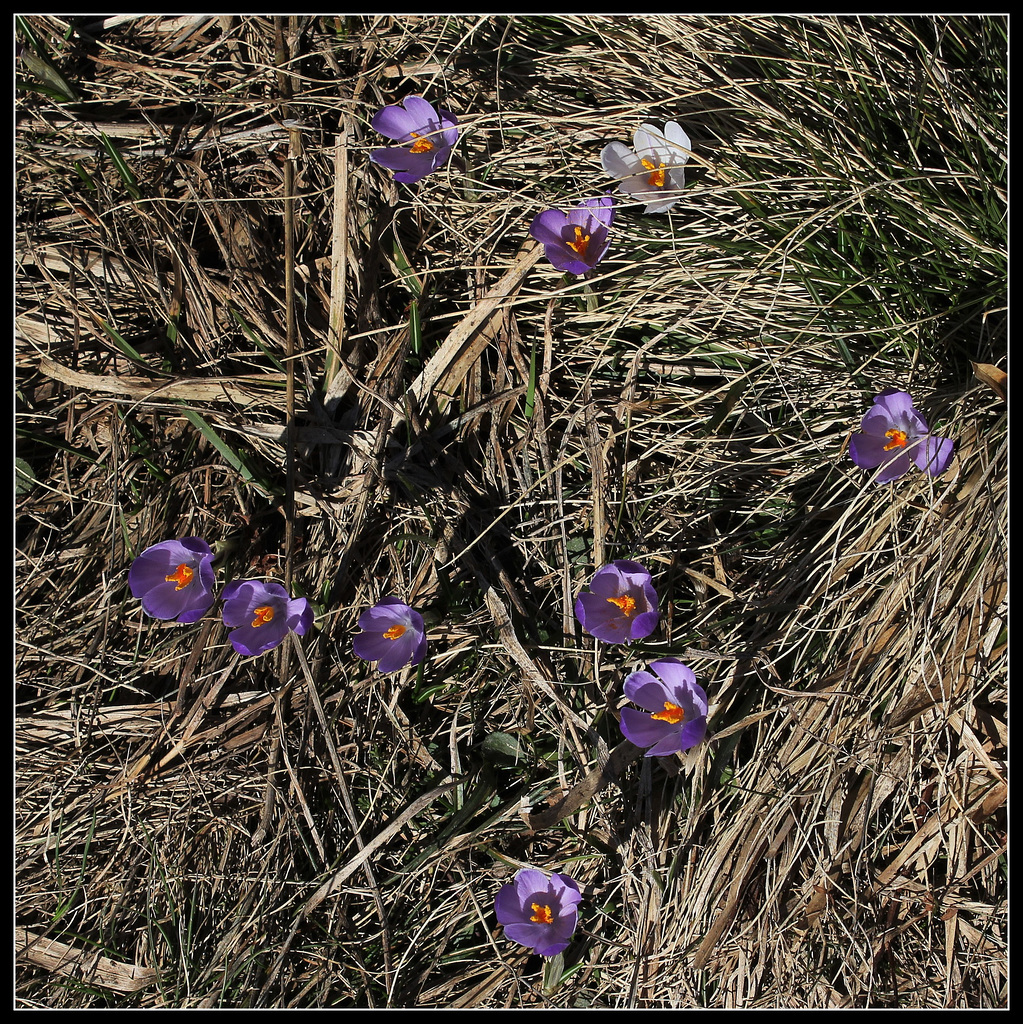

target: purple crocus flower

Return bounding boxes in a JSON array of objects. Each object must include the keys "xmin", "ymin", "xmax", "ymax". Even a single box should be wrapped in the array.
[
  {"xmin": 848, "ymin": 389, "xmax": 954, "ymax": 484},
  {"xmin": 619, "ymin": 658, "xmax": 708, "ymax": 757},
  {"xmin": 352, "ymin": 597, "xmax": 428, "ymax": 673},
  {"xmin": 529, "ymin": 194, "xmax": 614, "ymax": 275},
  {"xmin": 494, "ymin": 868, "xmax": 582, "ymax": 957},
  {"xmin": 574, "ymin": 559, "xmax": 659, "ymax": 644},
  {"xmin": 369, "ymin": 95, "xmax": 459, "ymax": 184},
  {"xmin": 129, "ymin": 537, "xmax": 216, "ymax": 623},
  {"xmin": 600, "ymin": 121, "xmax": 692, "ymax": 214},
  {"xmin": 220, "ymin": 579, "xmax": 312, "ymax": 657}
]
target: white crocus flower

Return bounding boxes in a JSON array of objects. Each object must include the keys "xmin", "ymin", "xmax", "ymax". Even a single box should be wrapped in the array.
[{"xmin": 600, "ymin": 121, "xmax": 692, "ymax": 214}]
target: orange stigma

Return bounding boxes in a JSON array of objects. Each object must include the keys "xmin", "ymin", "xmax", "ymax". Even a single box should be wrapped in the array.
[
  {"xmin": 650, "ymin": 701, "xmax": 685, "ymax": 724},
  {"xmin": 883, "ymin": 429, "xmax": 908, "ymax": 451},
  {"xmin": 164, "ymin": 564, "xmax": 194, "ymax": 590},
  {"xmin": 383, "ymin": 624, "xmax": 407, "ymax": 641},
  {"xmin": 530, "ymin": 903, "xmax": 554, "ymax": 925},
  {"xmin": 567, "ymin": 226, "xmax": 591, "ymax": 258},
  {"xmin": 641, "ymin": 157, "xmax": 666, "ymax": 188},
  {"xmin": 409, "ymin": 132, "xmax": 434, "ymax": 154},
  {"xmin": 607, "ymin": 594, "xmax": 637, "ymax": 617},
  {"xmin": 251, "ymin": 605, "xmax": 275, "ymax": 628}
]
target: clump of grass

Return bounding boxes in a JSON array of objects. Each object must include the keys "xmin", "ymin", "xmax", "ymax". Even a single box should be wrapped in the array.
[{"xmin": 17, "ymin": 14, "xmax": 1004, "ymax": 1008}]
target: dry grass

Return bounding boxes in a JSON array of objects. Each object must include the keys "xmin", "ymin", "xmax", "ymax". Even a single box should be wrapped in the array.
[{"xmin": 16, "ymin": 15, "xmax": 1006, "ymax": 1008}]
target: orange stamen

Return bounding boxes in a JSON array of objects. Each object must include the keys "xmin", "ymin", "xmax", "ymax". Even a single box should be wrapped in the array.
[
  {"xmin": 530, "ymin": 903, "xmax": 554, "ymax": 925},
  {"xmin": 567, "ymin": 226, "xmax": 591, "ymax": 258},
  {"xmin": 409, "ymin": 132, "xmax": 434, "ymax": 154},
  {"xmin": 383, "ymin": 624, "xmax": 407, "ymax": 641},
  {"xmin": 883, "ymin": 429, "xmax": 908, "ymax": 451},
  {"xmin": 164, "ymin": 564, "xmax": 194, "ymax": 590},
  {"xmin": 650, "ymin": 701, "xmax": 685, "ymax": 725},
  {"xmin": 607, "ymin": 594, "xmax": 636, "ymax": 617},
  {"xmin": 641, "ymin": 157, "xmax": 666, "ymax": 188},
  {"xmin": 251, "ymin": 605, "xmax": 274, "ymax": 628}
]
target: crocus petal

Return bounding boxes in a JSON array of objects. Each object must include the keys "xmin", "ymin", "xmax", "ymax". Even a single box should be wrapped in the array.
[
  {"xmin": 633, "ymin": 126, "xmax": 664, "ymax": 160},
  {"xmin": 391, "ymin": 94, "xmax": 458, "ymax": 144},
  {"xmin": 369, "ymin": 96, "xmax": 457, "ymax": 183},
  {"xmin": 227, "ymin": 618, "xmax": 289, "ymax": 657},
  {"xmin": 353, "ymin": 598, "xmax": 427, "ymax": 673},
  {"xmin": 848, "ymin": 432, "xmax": 891, "ymax": 469},
  {"xmin": 371, "ymin": 102, "xmax": 422, "ymax": 140},
  {"xmin": 352, "ymin": 631, "xmax": 393, "ymax": 662},
  {"xmin": 530, "ymin": 198, "xmax": 614, "ymax": 275},
  {"xmin": 574, "ymin": 592, "xmax": 630, "ymax": 643},
  {"xmin": 859, "ymin": 403, "xmax": 903, "ymax": 437},
  {"xmin": 576, "ymin": 194, "xmax": 615, "ymax": 230},
  {"xmin": 662, "ymin": 120, "xmax": 693, "ymax": 157},
  {"xmin": 613, "ymin": 559, "xmax": 654, "ymax": 589},
  {"xmin": 873, "ymin": 452, "xmax": 913, "ymax": 484},
  {"xmin": 129, "ymin": 556, "xmax": 176, "ymax": 598},
  {"xmin": 534, "ymin": 922, "xmax": 577, "ymax": 957},
  {"xmin": 588, "ymin": 564, "xmax": 626, "ymax": 598},
  {"xmin": 602, "ymin": 123, "xmax": 690, "ymax": 213},
  {"xmin": 643, "ymin": 726, "xmax": 688, "ymax": 758},
  {"xmin": 357, "ymin": 599, "xmax": 411, "ymax": 632},
  {"xmin": 650, "ymin": 658, "xmax": 699, "ymax": 696},
  {"xmin": 541, "ymin": 250, "xmax": 593, "ymax": 277},
  {"xmin": 369, "ymin": 145, "xmax": 433, "ymax": 171},
  {"xmin": 600, "ymin": 141, "xmax": 642, "ymax": 181},
  {"xmin": 871, "ymin": 389, "xmax": 917, "ymax": 422},
  {"xmin": 511, "ymin": 868, "xmax": 550, "ymax": 899},
  {"xmin": 397, "ymin": 94, "xmax": 441, "ymax": 129},
  {"xmin": 221, "ymin": 579, "xmax": 310, "ymax": 655},
  {"xmin": 626, "ymin": 677, "xmax": 680, "ymax": 716},
  {"xmin": 129, "ymin": 537, "xmax": 216, "ymax": 623},
  {"xmin": 493, "ymin": 882, "xmax": 524, "ymax": 924},
  {"xmin": 369, "ymin": 147, "xmax": 441, "ymax": 184},
  {"xmin": 623, "ymin": 671, "xmax": 671, "ymax": 713},
  {"xmin": 620, "ymin": 660, "xmax": 708, "ymax": 756},
  {"xmin": 529, "ymin": 209, "xmax": 571, "ymax": 247},
  {"xmin": 620, "ymin": 706, "xmax": 678, "ymax": 751},
  {"xmin": 679, "ymin": 716, "xmax": 709, "ymax": 751},
  {"xmin": 129, "ymin": 557, "xmax": 185, "ymax": 601},
  {"xmin": 575, "ymin": 560, "xmax": 658, "ymax": 644},
  {"xmin": 371, "ymin": 96, "xmax": 447, "ymax": 139},
  {"xmin": 373, "ymin": 629, "xmax": 420, "ymax": 673},
  {"xmin": 549, "ymin": 873, "xmax": 582, "ymax": 904},
  {"xmin": 288, "ymin": 599, "xmax": 314, "ymax": 636},
  {"xmin": 427, "ymin": 116, "xmax": 459, "ymax": 153},
  {"xmin": 637, "ymin": 122, "xmax": 692, "ymax": 167},
  {"xmin": 913, "ymin": 434, "xmax": 954, "ymax": 476},
  {"xmin": 572, "ymin": 225, "xmax": 612, "ymax": 266},
  {"xmin": 141, "ymin": 583, "xmax": 210, "ymax": 624},
  {"xmin": 501, "ymin": 919, "xmax": 559, "ymax": 954},
  {"xmin": 495, "ymin": 870, "xmax": 581, "ymax": 956},
  {"xmin": 411, "ymin": 631, "xmax": 429, "ymax": 668},
  {"xmin": 219, "ymin": 579, "xmax": 254, "ymax": 624},
  {"xmin": 641, "ymin": 190, "xmax": 685, "ymax": 215},
  {"xmin": 629, "ymin": 609, "xmax": 660, "ymax": 640}
]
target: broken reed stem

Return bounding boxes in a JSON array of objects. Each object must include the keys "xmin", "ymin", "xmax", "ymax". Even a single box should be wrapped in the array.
[
  {"xmin": 276, "ymin": 17, "xmax": 297, "ymax": 591},
  {"xmin": 326, "ymin": 121, "xmax": 350, "ymax": 396}
]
